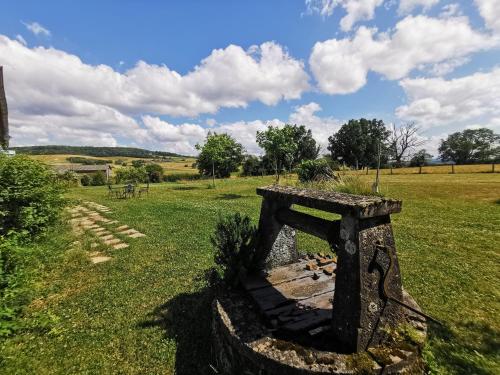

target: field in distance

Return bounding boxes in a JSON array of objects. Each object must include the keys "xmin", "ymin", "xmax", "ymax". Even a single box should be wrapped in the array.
[{"xmin": 28, "ymin": 154, "xmax": 199, "ymax": 175}]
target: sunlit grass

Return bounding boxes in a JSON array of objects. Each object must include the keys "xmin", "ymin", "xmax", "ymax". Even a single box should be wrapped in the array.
[{"xmin": 1, "ymin": 173, "xmax": 499, "ymax": 374}]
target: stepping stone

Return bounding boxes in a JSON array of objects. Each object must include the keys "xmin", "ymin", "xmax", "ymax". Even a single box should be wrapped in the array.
[
  {"xmin": 113, "ymin": 243, "xmax": 129, "ymax": 250},
  {"xmin": 99, "ymin": 234, "xmax": 114, "ymax": 240},
  {"xmin": 129, "ymin": 232, "xmax": 146, "ymax": 238},
  {"xmin": 91, "ymin": 256, "xmax": 112, "ymax": 264},
  {"xmin": 99, "ymin": 218, "xmax": 112, "ymax": 223},
  {"xmin": 86, "ymin": 224, "xmax": 99, "ymax": 229},
  {"xmin": 119, "ymin": 229, "xmax": 138, "ymax": 235},
  {"xmin": 104, "ymin": 238, "xmax": 121, "ymax": 246},
  {"xmin": 116, "ymin": 225, "xmax": 129, "ymax": 231},
  {"xmin": 90, "ymin": 242, "xmax": 99, "ymax": 248},
  {"xmin": 92, "ymin": 227, "xmax": 106, "ymax": 233}
]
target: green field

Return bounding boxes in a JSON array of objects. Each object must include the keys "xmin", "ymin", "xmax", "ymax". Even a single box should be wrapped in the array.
[{"xmin": 1, "ymin": 174, "xmax": 499, "ymax": 374}]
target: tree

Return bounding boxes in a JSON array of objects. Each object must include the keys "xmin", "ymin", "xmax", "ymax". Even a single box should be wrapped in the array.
[
  {"xmin": 256, "ymin": 125, "xmax": 298, "ymax": 182},
  {"xmin": 389, "ymin": 122, "xmax": 425, "ymax": 167},
  {"xmin": 409, "ymin": 149, "xmax": 433, "ymax": 167},
  {"xmin": 196, "ymin": 132, "xmax": 244, "ymax": 186},
  {"xmin": 327, "ymin": 118, "xmax": 390, "ymax": 169},
  {"xmin": 288, "ymin": 124, "xmax": 320, "ymax": 167},
  {"xmin": 144, "ymin": 163, "xmax": 163, "ymax": 182},
  {"xmin": 241, "ymin": 155, "xmax": 262, "ymax": 176},
  {"xmin": 438, "ymin": 128, "xmax": 500, "ymax": 164}
]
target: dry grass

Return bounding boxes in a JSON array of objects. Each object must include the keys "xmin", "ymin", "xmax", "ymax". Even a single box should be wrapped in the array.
[{"xmin": 355, "ymin": 163, "xmax": 497, "ymax": 175}]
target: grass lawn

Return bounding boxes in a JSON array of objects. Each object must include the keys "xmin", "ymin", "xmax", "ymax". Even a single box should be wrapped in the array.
[{"xmin": 1, "ymin": 174, "xmax": 499, "ymax": 374}]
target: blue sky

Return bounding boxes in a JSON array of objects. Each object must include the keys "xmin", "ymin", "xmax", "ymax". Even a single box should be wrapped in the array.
[{"xmin": 0, "ymin": 0, "xmax": 499, "ymax": 156}]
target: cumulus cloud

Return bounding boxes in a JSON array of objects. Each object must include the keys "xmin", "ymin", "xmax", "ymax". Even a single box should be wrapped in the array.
[
  {"xmin": 304, "ymin": 0, "xmax": 384, "ymax": 31},
  {"xmin": 475, "ymin": 0, "xmax": 500, "ymax": 33},
  {"xmin": 396, "ymin": 67, "xmax": 500, "ymax": 133},
  {"xmin": 398, "ymin": 0, "xmax": 439, "ymax": 15},
  {"xmin": 310, "ymin": 15, "xmax": 498, "ymax": 94},
  {"xmin": 15, "ymin": 34, "xmax": 27, "ymax": 46},
  {"xmin": 0, "ymin": 35, "xmax": 310, "ymax": 148},
  {"xmin": 439, "ymin": 3, "xmax": 462, "ymax": 18},
  {"xmin": 22, "ymin": 21, "xmax": 51, "ymax": 37}
]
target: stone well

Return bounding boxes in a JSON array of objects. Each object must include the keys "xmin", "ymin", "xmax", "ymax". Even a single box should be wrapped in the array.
[{"xmin": 212, "ymin": 186, "xmax": 430, "ymax": 374}]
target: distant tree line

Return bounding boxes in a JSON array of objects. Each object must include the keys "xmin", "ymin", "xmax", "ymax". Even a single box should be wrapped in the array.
[
  {"xmin": 12, "ymin": 145, "xmax": 185, "ymax": 158},
  {"xmin": 66, "ymin": 156, "xmax": 112, "ymax": 165}
]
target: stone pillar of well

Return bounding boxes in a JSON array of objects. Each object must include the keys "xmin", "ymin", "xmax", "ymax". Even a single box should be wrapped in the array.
[
  {"xmin": 255, "ymin": 197, "xmax": 298, "ymax": 270},
  {"xmin": 331, "ymin": 213, "xmax": 404, "ymax": 352}
]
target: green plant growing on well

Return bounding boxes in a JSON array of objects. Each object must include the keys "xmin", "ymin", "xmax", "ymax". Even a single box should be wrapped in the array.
[{"xmin": 211, "ymin": 213, "xmax": 258, "ymax": 287}]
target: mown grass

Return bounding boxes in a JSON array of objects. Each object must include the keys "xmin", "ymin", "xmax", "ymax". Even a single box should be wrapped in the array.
[{"xmin": 1, "ymin": 173, "xmax": 499, "ymax": 374}]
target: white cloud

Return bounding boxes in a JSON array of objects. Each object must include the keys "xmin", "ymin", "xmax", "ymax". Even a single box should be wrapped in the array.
[
  {"xmin": 339, "ymin": 0, "xmax": 384, "ymax": 31},
  {"xmin": 475, "ymin": 0, "xmax": 500, "ymax": 33},
  {"xmin": 15, "ymin": 34, "xmax": 27, "ymax": 46},
  {"xmin": 288, "ymin": 102, "xmax": 341, "ymax": 152},
  {"xmin": 304, "ymin": 0, "xmax": 384, "ymax": 31},
  {"xmin": 22, "ymin": 21, "xmax": 51, "ymax": 37},
  {"xmin": 0, "ymin": 35, "xmax": 309, "ymax": 149},
  {"xmin": 425, "ymin": 57, "xmax": 470, "ymax": 76},
  {"xmin": 310, "ymin": 15, "xmax": 498, "ymax": 94},
  {"xmin": 305, "ymin": 0, "xmax": 384, "ymax": 31},
  {"xmin": 396, "ymin": 67, "xmax": 500, "ymax": 133},
  {"xmin": 439, "ymin": 3, "xmax": 462, "ymax": 18},
  {"xmin": 398, "ymin": 0, "xmax": 440, "ymax": 15}
]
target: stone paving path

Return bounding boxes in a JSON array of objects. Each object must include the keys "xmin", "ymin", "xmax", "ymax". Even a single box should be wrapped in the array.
[{"xmin": 67, "ymin": 201, "xmax": 146, "ymax": 264}]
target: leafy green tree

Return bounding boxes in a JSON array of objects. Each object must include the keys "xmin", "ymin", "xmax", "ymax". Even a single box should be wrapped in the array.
[
  {"xmin": 409, "ymin": 150, "xmax": 433, "ymax": 167},
  {"xmin": 145, "ymin": 163, "xmax": 164, "ymax": 183},
  {"xmin": 115, "ymin": 167, "xmax": 148, "ymax": 184},
  {"xmin": 196, "ymin": 132, "xmax": 244, "ymax": 186},
  {"xmin": 256, "ymin": 125, "xmax": 298, "ymax": 182},
  {"xmin": 241, "ymin": 155, "xmax": 262, "ymax": 176},
  {"xmin": 327, "ymin": 118, "xmax": 390, "ymax": 169},
  {"xmin": 438, "ymin": 128, "xmax": 499, "ymax": 164},
  {"xmin": 288, "ymin": 124, "xmax": 320, "ymax": 166}
]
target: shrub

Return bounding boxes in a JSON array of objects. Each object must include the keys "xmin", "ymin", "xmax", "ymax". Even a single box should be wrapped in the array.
[
  {"xmin": 57, "ymin": 170, "xmax": 79, "ymax": 187},
  {"xmin": 211, "ymin": 213, "xmax": 258, "ymax": 287},
  {"xmin": 0, "ymin": 155, "xmax": 66, "ymax": 238},
  {"xmin": 298, "ymin": 173, "xmax": 382, "ymax": 197},
  {"xmin": 80, "ymin": 174, "xmax": 91, "ymax": 186},
  {"xmin": 115, "ymin": 167, "xmax": 148, "ymax": 184},
  {"xmin": 90, "ymin": 172, "xmax": 107, "ymax": 186},
  {"xmin": 145, "ymin": 163, "xmax": 164, "ymax": 183},
  {"xmin": 131, "ymin": 159, "xmax": 146, "ymax": 168},
  {"xmin": 297, "ymin": 159, "xmax": 333, "ymax": 182}
]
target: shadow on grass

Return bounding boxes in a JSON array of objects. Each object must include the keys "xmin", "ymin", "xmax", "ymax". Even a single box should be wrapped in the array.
[
  {"xmin": 171, "ymin": 186, "xmax": 201, "ymax": 191},
  {"xmin": 138, "ymin": 286, "xmax": 215, "ymax": 375},
  {"xmin": 427, "ymin": 320, "xmax": 499, "ymax": 374},
  {"xmin": 215, "ymin": 193, "xmax": 244, "ymax": 200}
]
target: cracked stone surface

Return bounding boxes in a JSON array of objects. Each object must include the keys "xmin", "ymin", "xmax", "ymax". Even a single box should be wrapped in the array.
[{"xmin": 112, "ymin": 243, "xmax": 129, "ymax": 250}]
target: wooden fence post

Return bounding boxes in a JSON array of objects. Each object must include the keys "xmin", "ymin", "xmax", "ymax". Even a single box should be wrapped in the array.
[
  {"xmin": 492, "ymin": 164, "xmax": 495, "ymax": 173},
  {"xmin": 419, "ymin": 166, "xmax": 422, "ymax": 174},
  {"xmin": 451, "ymin": 164, "xmax": 455, "ymax": 174}
]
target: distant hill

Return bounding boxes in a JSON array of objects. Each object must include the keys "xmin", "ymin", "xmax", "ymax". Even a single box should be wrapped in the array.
[{"xmin": 12, "ymin": 145, "xmax": 189, "ymax": 158}]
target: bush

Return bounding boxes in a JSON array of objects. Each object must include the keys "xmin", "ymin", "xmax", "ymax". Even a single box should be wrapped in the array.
[
  {"xmin": 131, "ymin": 159, "xmax": 146, "ymax": 168},
  {"xmin": 211, "ymin": 213, "xmax": 258, "ymax": 287},
  {"xmin": 297, "ymin": 159, "xmax": 333, "ymax": 182},
  {"xmin": 57, "ymin": 170, "xmax": 79, "ymax": 187},
  {"xmin": 0, "ymin": 155, "xmax": 66, "ymax": 238},
  {"xmin": 80, "ymin": 174, "xmax": 91, "ymax": 186},
  {"xmin": 115, "ymin": 167, "xmax": 148, "ymax": 184},
  {"xmin": 145, "ymin": 163, "xmax": 164, "ymax": 183},
  {"xmin": 90, "ymin": 172, "xmax": 107, "ymax": 186}
]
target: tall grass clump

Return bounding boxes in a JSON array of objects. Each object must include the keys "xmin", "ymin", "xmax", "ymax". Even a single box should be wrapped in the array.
[{"xmin": 298, "ymin": 172, "xmax": 383, "ymax": 197}]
